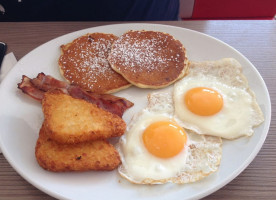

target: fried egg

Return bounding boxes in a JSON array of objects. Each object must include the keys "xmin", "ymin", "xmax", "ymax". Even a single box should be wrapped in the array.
[
  {"xmin": 173, "ymin": 58, "xmax": 264, "ymax": 139},
  {"xmin": 117, "ymin": 92, "xmax": 222, "ymax": 184}
]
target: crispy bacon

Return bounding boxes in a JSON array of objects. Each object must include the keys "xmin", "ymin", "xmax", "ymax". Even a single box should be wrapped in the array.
[
  {"xmin": 17, "ymin": 75, "xmax": 45, "ymax": 101},
  {"xmin": 17, "ymin": 73, "xmax": 134, "ymax": 117},
  {"xmin": 30, "ymin": 73, "xmax": 69, "ymax": 91}
]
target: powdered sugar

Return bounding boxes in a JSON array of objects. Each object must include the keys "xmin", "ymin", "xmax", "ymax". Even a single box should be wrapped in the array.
[
  {"xmin": 109, "ymin": 31, "xmax": 184, "ymax": 73},
  {"xmin": 59, "ymin": 33, "xmax": 126, "ymax": 92}
]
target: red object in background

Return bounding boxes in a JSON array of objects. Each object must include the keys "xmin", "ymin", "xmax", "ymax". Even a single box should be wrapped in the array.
[{"xmin": 192, "ymin": 0, "xmax": 276, "ymax": 19}]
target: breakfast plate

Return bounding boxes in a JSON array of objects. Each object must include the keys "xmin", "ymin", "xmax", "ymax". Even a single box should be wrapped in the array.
[{"xmin": 0, "ymin": 23, "xmax": 271, "ymax": 200}]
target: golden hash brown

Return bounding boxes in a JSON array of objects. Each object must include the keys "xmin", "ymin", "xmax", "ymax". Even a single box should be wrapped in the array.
[
  {"xmin": 35, "ymin": 123, "xmax": 121, "ymax": 172},
  {"xmin": 42, "ymin": 90, "xmax": 126, "ymax": 144}
]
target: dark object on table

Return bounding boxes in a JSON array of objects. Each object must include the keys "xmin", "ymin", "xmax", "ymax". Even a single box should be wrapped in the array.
[
  {"xmin": 0, "ymin": 0, "xmax": 179, "ymax": 21},
  {"xmin": 0, "ymin": 42, "xmax": 7, "ymax": 69}
]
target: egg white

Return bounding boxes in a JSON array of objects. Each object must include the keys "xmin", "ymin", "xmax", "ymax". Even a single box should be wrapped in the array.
[
  {"xmin": 173, "ymin": 58, "xmax": 264, "ymax": 139},
  {"xmin": 117, "ymin": 92, "xmax": 222, "ymax": 184}
]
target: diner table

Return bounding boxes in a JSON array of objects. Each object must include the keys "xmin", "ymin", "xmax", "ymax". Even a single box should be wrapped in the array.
[{"xmin": 0, "ymin": 20, "xmax": 275, "ymax": 199}]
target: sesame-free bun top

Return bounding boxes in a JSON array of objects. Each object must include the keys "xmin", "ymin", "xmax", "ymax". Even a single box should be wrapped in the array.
[
  {"xmin": 59, "ymin": 33, "xmax": 131, "ymax": 94},
  {"xmin": 108, "ymin": 30, "xmax": 188, "ymax": 89}
]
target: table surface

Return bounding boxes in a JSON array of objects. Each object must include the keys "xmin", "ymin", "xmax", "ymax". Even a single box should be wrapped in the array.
[{"xmin": 0, "ymin": 20, "xmax": 275, "ymax": 200}]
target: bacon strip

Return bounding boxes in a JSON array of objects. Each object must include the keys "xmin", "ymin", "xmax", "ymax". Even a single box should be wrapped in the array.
[
  {"xmin": 30, "ymin": 73, "xmax": 69, "ymax": 91},
  {"xmin": 17, "ymin": 73, "xmax": 134, "ymax": 117},
  {"xmin": 17, "ymin": 75, "xmax": 45, "ymax": 101}
]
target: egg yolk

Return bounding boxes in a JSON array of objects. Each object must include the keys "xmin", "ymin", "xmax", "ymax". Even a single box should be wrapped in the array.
[
  {"xmin": 185, "ymin": 87, "xmax": 223, "ymax": 116},
  {"xmin": 142, "ymin": 121, "xmax": 187, "ymax": 158}
]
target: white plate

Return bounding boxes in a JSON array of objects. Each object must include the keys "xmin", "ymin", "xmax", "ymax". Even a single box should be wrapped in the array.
[{"xmin": 0, "ymin": 23, "xmax": 271, "ymax": 200}]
